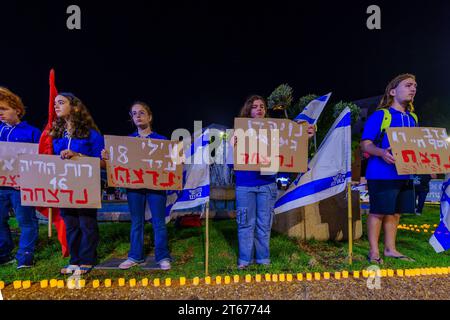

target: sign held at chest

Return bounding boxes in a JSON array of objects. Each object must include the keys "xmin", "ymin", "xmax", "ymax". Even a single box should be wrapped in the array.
[
  {"xmin": 18, "ymin": 154, "xmax": 101, "ymax": 208},
  {"xmin": 387, "ymin": 127, "xmax": 450, "ymax": 174},
  {"xmin": 104, "ymin": 135, "xmax": 184, "ymax": 190},
  {"xmin": 233, "ymin": 118, "xmax": 309, "ymax": 173}
]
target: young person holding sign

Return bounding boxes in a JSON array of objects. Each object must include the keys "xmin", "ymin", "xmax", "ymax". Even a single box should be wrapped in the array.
[
  {"xmin": 361, "ymin": 74, "xmax": 418, "ymax": 264},
  {"xmin": 233, "ymin": 95, "xmax": 315, "ymax": 269},
  {"xmin": 52, "ymin": 93, "xmax": 105, "ymax": 275},
  {"xmin": 0, "ymin": 87, "xmax": 41, "ymax": 269},
  {"xmin": 102, "ymin": 102, "xmax": 172, "ymax": 270}
]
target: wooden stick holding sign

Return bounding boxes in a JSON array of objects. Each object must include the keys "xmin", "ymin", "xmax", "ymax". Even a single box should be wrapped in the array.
[
  {"xmin": 386, "ymin": 127, "xmax": 450, "ymax": 174},
  {"xmin": 18, "ymin": 154, "xmax": 101, "ymax": 208},
  {"xmin": 347, "ymin": 182, "xmax": 353, "ymax": 265},
  {"xmin": 104, "ymin": 135, "xmax": 184, "ymax": 190},
  {"xmin": 48, "ymin": 208, "xmax": 52, "ymax": 238},
  {"xmin": 233, "ymin": 118, "xmax": 309, "ymax": 173},
  {"xmin": 205, "ymin": 201, "xmax": 209, "ymax": 277}
]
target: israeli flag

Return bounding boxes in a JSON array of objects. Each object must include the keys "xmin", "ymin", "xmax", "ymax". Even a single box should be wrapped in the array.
[
  {"xmin": 429, "ymin": 175, "xmax": 450, "ymax": 253},
  {"xmin": 274, "ymin": 107, "xmax": 352, "ymax": 214},
  {"xmin": 165, "ymin": 130, "xmax": 210, "ymax": 217},
  {"xmin": 294, "ymin": 92, "xmax": 332, "ymax": 125}
]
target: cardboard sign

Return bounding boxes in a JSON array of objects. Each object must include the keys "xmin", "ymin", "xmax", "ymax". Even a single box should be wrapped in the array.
[
  {"xmin": 18, "ymin": 154, "xmax": 101, "ymax": 208},
  {"xmin": 104, "ymin": 135, "xmax": 183, "ymax": 190},
  {"xmin": 233, "ymin": 118, "xmax": 308, "ymax": 173},
  {"xmin": 0, "ymin": 142, "xmax": 38, "ymax": 187},
  {"xmin": 387, "ymin": 127, "xmax": 450, "ymax": 174}
]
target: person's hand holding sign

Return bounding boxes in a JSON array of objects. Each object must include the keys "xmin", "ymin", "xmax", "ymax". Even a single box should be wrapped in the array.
[
  {"xmin": 60, "ymin": 149, "xmax": 82, "ymax": 159},
  {"xmin": 294, "ymin": 120, "xmax": 316, "ymax": 139},
  {"xmin": 101, "ymin": 149, "xmax": 110, "ymax": 160},
  {"xmin": 306, "ymin": 124, "xmax": 315, "ymax": 139},
  {"xmin": 381, "ymin": 147, "xmax": 396, "ymax": 165}
]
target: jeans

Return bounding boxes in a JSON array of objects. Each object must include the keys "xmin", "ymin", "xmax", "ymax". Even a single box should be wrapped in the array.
[
  {"xmin": 61, "ymin": 208, "xmax": 99, "ymax": 265},
  {"xmin": 0, "ymin": 188, "xmax": 39, "ymax": 265},
  {"xmin": 235, "ymin": 183, "xmax": 277, "ymax": 266},
  {"xmin": 126, "ymin": 189, "xmax": 171, "ymax": 263}
]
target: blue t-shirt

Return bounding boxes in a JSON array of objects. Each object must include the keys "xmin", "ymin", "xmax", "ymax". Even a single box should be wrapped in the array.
[
  {"xmin": 53, "ymin": 129, "xmax": 104, "ymax": 158},
  {"xmin": 0, "ymin": 121, "xmax": 41, "ymax": 143},
  {"xmin": 234, "ymin": 170, "xmax": 277, "ymax": 187},
  {"xmin": 362, "ymin": 107, "xmax": 417, "ymax": 180}
]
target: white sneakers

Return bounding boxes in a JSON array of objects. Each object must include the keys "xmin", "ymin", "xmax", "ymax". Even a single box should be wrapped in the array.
[
  {"xmin": 159, "ymin": 260, "xmax": 171, "ymax": 270},
  {"xmin": 119, "ymin": 258, "xmax": 171, "ymax": 270},
  {"xmin": 119, "ymin": 259, "xmax": 142, "ymax": 270},
  {"xmin": 60, "ymin": 264, "xmax": 79, "ymax": 275}
]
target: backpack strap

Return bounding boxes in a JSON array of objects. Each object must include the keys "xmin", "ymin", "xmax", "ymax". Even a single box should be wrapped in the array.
[
  {"xmin": 410, "ymin": 112, "xmax": 419, "ymax": 126},
  {"xmin": 375, "ymin": 109, "xmax": 419, "ymax": 147},
  {"xmin": 374, "ymin": 109, "xmax": 391, "ymax": 147},
  {"xmin": 380, "ymin": 108, "xmax": 392, "ymax": 132}
]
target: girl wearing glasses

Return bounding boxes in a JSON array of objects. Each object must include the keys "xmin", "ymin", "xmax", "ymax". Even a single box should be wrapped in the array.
[{"xmin": 102, "ymin": 102, "xmax": 172, "ymax": 270}]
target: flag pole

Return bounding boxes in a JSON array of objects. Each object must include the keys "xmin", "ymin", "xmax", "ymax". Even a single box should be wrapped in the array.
[
  {"xmin": 347, "ymin": 182, "xmax": 353, "ymax": 265},
  {"xmin": 205, "ymin": 201, "xmax": 210, "ymax": 277},
  {"xmin": 313, "ymin": 132, "xmax": 317, "ymax": 152},
  {"xmin": 48, "ymin": 208, "xmax": 52, "ymax": 238}
]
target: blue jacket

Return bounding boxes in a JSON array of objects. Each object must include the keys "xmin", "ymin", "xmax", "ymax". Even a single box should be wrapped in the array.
[
  {"xmin": 129, "ymin": 131, "xmax": 167, "ymax": 140},
  {"xmin": 53, "ymin": 129, "xmax": 104, "ymax": 158},
  {"xmin": 0, "ymin": 121, "xmax": 41, "ymax": 143}
]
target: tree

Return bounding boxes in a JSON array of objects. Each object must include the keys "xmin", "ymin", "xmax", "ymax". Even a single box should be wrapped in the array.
[
  {"xmin": 267, "ymin": 84, "xmax": 294, "ymax": 118},
  {"xmin": 333, "ymin": 101, "xmax": 361, "ymax": 125},
  {"xmin": 267, "ymin": 84, "xmax": 362, "ymax": 158}
]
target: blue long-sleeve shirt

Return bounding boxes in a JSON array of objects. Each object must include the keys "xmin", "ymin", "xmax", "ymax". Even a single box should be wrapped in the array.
[
  {"xmin": 0, "ymin": 121, "xmax": 41, "ymax": 143},
  {"xmin": 129, "ymin": 131, "xmax": 167, "ymax": 140},
  {"xmin": 53, "ymin": 129, "xmax": 104, "ymax": 158}
]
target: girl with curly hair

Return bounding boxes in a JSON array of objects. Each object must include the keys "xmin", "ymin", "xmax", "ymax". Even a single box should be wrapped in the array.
[
  {"xmin": 233, "ymin": 95, "xmax": 315, "ymax": 269},
  {"xmin": 52, "ymin": 93, "xmax": 105, "ymax": 276}
]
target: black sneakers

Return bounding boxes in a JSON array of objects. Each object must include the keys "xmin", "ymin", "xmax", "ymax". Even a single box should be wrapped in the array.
[{"xmin": 0, "ymin": 256, "xmax": 15, "ymax": 266}]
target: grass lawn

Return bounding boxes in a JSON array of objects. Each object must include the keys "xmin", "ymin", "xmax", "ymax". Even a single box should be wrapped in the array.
[{"xmin": 0, "ymin": 204, "xmax": 449, "ymax": 283}]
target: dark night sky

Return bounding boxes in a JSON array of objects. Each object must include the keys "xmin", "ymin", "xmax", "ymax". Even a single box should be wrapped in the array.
[{"xmin": 1, "ymin": 0, "xmax": 450, "ymax": 137}]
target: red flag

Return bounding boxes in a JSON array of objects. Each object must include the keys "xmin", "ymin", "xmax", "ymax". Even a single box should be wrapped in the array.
[{"xmin": 37, "ymin": 69, "xmax": 69, "ymax": 257}]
